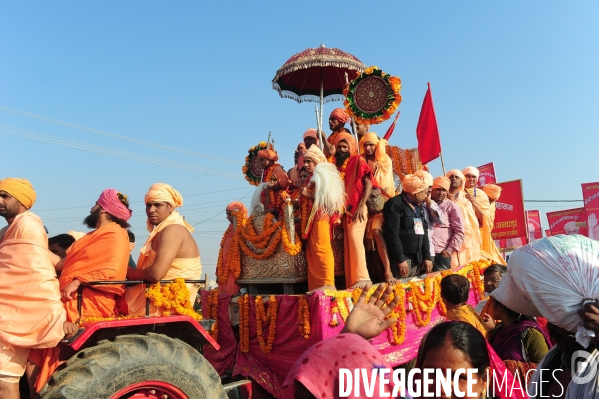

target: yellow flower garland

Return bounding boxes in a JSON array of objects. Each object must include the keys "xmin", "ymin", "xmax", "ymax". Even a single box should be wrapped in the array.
[
  {"xmin": 238, "ymin": 294, "xmax": 250, "ymax": 353},
  {"xmin": 298, "ymin": 296, "xmax": 311, "ymax": 339},
  {"xmin": 146, "ymin": 278, "xmax": 202, "ymax": 321},
  {"xmin": 216, "ymin": 210, "xmax": 244, "ymax": 285}
]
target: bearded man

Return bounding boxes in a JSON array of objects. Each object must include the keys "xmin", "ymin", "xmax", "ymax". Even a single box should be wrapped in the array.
[
  {"xmin": 333, "ymin": 132, "xmax": 373, "ymax": 288},
  {"xmin": 126, "ymin": 183, "xmax": 202, "ymax": 315},
  {"xmin": 29, "ymin": 188, "xmax": 132, "ymax": 393},
  {"xmin": 321, "ymin": 108, "xmax": 352, "ymax": 157},
  {"xmin": 361, "ymin": 132, "xmax": 395, "ymax": 283},
  {"xmin": 446, "ymin": 169, "xmax": 481, "ymax": 266},
  {"xmin": 0, "ymin": 178, "xmax": 75, "ymax": 399},
  {"xmin": 300, "ymin": 145, "xmax": 345, "ymax": 292},
  {"xmin": 462, "ymin": 166, "xmax": 503, "ymax": 264},
  {"xmin": 383, "ymin": 174, "xmax": 433, "ymax": 278},
  {"xmin": 258, "ymin": 148, "xmax": 290, "ymax": 218}
]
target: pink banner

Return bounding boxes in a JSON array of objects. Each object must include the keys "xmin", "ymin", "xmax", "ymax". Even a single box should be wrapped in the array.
[
  {"xmin": 582, "ymin": 182, "xmax": 599, "ymax": 240},
  {"xmin": 492, "ymin": 180, "xmax": 527, "ymax": 240},
  {"xmin": 526, "ymin": 210, "xmax": 542, "ymax": 242},
  {"xmin": 547, "ymin": 207, "xmax": 588, "ymax": 236},
  {"xmin": 477, "ymin": 162, "xmax": 496, "ymax": 186}
]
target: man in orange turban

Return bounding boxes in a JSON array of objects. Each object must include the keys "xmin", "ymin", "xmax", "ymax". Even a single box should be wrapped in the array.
[
  {"xmin": 303, "ymin": 128, "xmax": 319, "ymax": 150},
  {"xmin": 462, "ymin": 166, "xmax": 503, "ymax": 265},
  {"xmin": 258, "ymin": 148, "xmax": 290, "ymax": 218},
  {"xmin": 334, "ymin": 132, "xmax": 373, "ymax": 288},
  {"xmin": 216, "ymin": 202, "xmax": 248, "ymax": 295},
  {"xmin": 300, "ymin": 145, "xmax": 345, "ymax": 291},
  {"xmin": 446, "ymin": 169, "xmax": 481, "ymax": 266},
  {"xmin": 383, "ymin": 174, "xmax": 433, "ymax": 278},
  {"xmin": 361, "ymin": 132, "xmax": 396, "ymax": 283},
  {"xmin": 28, "ymin": 189, "xmax": 133, "ymax": 393},
  {"xmin": 322, "ymin": 108, "xmax": 352, "ymax": 157},
  {"xmin": 126, "ymin": 184, "xmax": 202, "ymax": 316},
  {"xmin": 288, "ymin": 143, "xmax": 307, "ymax": 184},
  {"xmin": 482, "ymin": 184, "xmax": 502, "ymax": 221},
  {"xmin": 0, "ymin": 178, "xmax": 76, "ymax": 398},
  {"xmin": 431, "ymin": 176, "xmax": 464, "ymax": 271}
]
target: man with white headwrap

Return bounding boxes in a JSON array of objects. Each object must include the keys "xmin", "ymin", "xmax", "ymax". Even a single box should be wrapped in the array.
[
  {"xmin": 463, "ymin": 166, "xmax": 504, "ymax": 264},
  {"xmin": 446, "ymin": 169, "xmax": 481, "ymax": 265},
  {"xmin": 126, "ymin": 183, "xmax": 202, "ymax": 316},
  {"xmin": 383, "ymin": 174, "xmax": 433, "ymax": 278},
  {"xmin": 491, "ymin": 235, "xmax": 599, "ymax": 398}
]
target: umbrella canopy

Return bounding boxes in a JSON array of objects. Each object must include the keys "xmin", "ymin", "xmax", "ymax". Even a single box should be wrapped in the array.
[{"xmin": 272, "ymin": 44, "xmax": 366, "ymax": 103}]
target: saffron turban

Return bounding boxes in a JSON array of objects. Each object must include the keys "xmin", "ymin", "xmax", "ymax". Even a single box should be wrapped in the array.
[
  {"xmin": 360, "ymin": 132, "xmax": 388, "ymax": 159},
  {"xmin": 333, "ymin": 132, "xmax": 357, "ymax": 156},
  {"xmin": 401, "ymin": 174, "xmax": 428, "ymax": 195},
  {"xmin": 330, "ymin": 108, "xmax": 350, "ymax": 124},
  {"xmin": 145, "ymin": 183, "xmax": 183, "ymax": 207},
  {"xmin": 462, "ymin": 166, "xmax": 480, "ymax": 178},
  {"xmin": 482, "ymin": 184, "xmax": 502, "ymax": 201},
  {"xmin": 257, "ymin": 149, "xmax": 279, "ymax": 162},
  {"xmin": 226, "ymin": 201, "xmax": 248, "ymax": 219},
  {"xmin": 414, "ymin": 170, "xmax": 434, "ymax": 188},
  {"xmin": 303, "ymin": 128, "xmax": 319, "ymax": 143},
  {"xmin": 446, "ymin": 169, "xmax": 466, "ymax": 190},
  {"xmin": 303, "ymin": 144, "xmax": 327, "ymax": 165},
  {"xmin": 433, "ymin": 176, "xmax": 451, "ymax": 191},
  {"xmin": 97, "ymin": 188, "xmax": 132, "ymax": 221},
  {"xmin": 0, "ymin": 178, "xmax": 36, "ymax": 209}
]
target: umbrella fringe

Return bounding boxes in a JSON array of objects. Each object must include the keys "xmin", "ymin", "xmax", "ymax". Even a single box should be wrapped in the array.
[
  {"xmin": 273, "ymin": 60, "xmax": 365, "ymax": 82},
  {"xmin": 272, "ymin": 88, "xmax": 345, "ymax": 104}
]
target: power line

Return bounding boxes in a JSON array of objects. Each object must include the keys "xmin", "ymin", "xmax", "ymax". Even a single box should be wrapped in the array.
[
  {"xmin": 0, "ymin": 105, "xmax": 241, "ymax": 165},
  {"xmin": 0, "ymin": 125, "xmax": 243, "ymax": 180},
  {"xmin": 524, "ymin": 200, "xmax": 583, "ymax": 203}
]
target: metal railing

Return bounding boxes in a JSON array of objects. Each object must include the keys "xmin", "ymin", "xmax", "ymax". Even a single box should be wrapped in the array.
[{"xmin": 76, "ymin": 279, "xmax": 206, "ymax": 322}]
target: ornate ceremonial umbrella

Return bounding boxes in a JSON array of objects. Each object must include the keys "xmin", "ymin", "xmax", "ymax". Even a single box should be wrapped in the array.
[{"xmin": 272, "ymin": 44, "xmax": 366, "ymax": 138}]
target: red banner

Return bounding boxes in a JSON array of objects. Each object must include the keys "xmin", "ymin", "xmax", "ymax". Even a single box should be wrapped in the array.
[
  {"xmin": 477, "ymin": 162, "xmax": 496, "ymax": 186},
  {"xmin": 491, "ymin": 180, "xmax": 527, "ymax": 240},
  {"xmin": 546, "ymin": 207, "xmax": 588, "ymax": 236},
  {"xmin": 582, "ymin": 182, "xmax": 599, "ymax": 240},
  {"xmin": 545, "ymin": 229, "xmax": 552, "ymax": 237},
  {"xmin": 526, "ymin": 210, "xmax": 542, "ymax": 242}
]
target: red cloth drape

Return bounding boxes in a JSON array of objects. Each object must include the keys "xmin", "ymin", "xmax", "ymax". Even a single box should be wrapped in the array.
[{"xmin": 416, "ymin": 82, "xmax": 442, "ymax": 164}]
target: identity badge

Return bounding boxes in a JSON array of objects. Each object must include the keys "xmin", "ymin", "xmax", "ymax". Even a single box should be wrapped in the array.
[{"xmin": 414, "ymin": 218, "xmax": 424, "ymax": 235}]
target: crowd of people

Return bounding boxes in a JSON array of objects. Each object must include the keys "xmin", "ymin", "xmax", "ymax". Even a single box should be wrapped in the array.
[
  {"xmin": 0, "ymin": 178, "xmax": 202, "ymax": 398},
  {"xmin": 219, "ymin": 107, "xmax": 505, "ymax": 294}
]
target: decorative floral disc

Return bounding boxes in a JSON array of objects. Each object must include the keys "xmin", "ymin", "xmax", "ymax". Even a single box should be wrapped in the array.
[
  {"xmin": 242, "ymin": 141, "xmax": 273, "ymax": 186},
  {"xmin": 343, "ymin": 66, "xmax": 402, "ymax": 125}
]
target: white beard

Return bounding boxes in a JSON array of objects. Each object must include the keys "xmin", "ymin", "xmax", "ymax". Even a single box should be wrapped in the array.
[{"xmin": 312, "ymin": 163, "xmax": 346, "ymax": 215}]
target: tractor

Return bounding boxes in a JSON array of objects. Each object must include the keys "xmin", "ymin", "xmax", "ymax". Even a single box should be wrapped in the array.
[{"xmin": 22, "ymin": 280, "xmax": 252, "ymax": 399}]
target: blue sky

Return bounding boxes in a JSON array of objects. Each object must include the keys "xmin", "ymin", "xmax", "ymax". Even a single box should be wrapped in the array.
[{"xmin": 1, "ymin": 2, "xmax": 597, "ymax": 278}]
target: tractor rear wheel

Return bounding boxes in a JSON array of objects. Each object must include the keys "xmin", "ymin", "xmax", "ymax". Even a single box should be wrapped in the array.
[{"xmin": 37, "ymin": 333, "xmax": 227, "ymax": 399}]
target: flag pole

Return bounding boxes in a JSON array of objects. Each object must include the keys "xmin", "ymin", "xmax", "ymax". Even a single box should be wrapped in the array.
[{"xmin": 439, "ymin": 151, "xmax": 446, "ymax": 175}]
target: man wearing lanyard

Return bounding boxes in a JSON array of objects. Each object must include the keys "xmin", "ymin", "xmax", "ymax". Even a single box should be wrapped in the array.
[{"xmin": 383, "ymin": 174, "xmax": 433, "ymax": 278}]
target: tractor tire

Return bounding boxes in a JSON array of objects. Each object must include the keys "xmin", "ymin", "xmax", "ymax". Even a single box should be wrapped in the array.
[{"xmin": 37, "ymin": 333, "xmax": 227, "ymax": 399}]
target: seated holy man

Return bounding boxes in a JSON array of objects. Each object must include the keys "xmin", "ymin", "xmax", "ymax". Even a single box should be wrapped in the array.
[
  {"xmin": 28, "ymin": 188, "xmax": 132, "ymax": 393},
  {"xmin": 126, "ymin": 183, "xmax": 202, "ymax": 316},
  {"xmin": 258, "ymin": 148, "xmax": 290, "ymax": 218}
]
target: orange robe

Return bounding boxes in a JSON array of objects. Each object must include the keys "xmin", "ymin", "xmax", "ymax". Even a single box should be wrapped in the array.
[
  {"xmin": 446, "ymin": 304, "xmax": 488, "ymax": 338},
  {"xmin": 217, "ymin": 227, "xmax": 240, "ymax": 295},
  {"xmin": 450, "ymin": 190, "xmax": 481, "ymax": 265},
  {"xmin": 306, "ymin": 216, "xmax": 335, "ymax": 290},
  {"xmin": 0, "ymin": 212, "xmax": 66, "ymax": 380},
  {"xmin": 125, "ymin": 211, "xmax": 202, "ymax": 316},
  {"xmin": 466, "ymin": 188, "xmax": 504, "ymax": 264},
  {"xmin": 30, "ymin": 222, "xmax": 129, "ymax": 391}
]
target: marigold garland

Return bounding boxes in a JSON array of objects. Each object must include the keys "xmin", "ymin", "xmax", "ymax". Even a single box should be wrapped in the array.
[
  {"xmin": 205, "ymin": 288, "xmax": 219, "ymax": 340},
  {"xmin": 298, "ymin": 296, "xmax": 311, "ymax": 339},
  {"xmin": 334, "ymin": 157, "xmax": 350, "ymax": 181},
  {"xmin": 238, "ymin": 294, "xmax": 250, "ymax": 353},
  {"xmin": 255, "ymin": 295, "xmax": 278, "ymax": 353},
  {"xmin": 77, "ymin": 315, "xmax": 138, "ymax": 326},
  {"xmin": 216, "ymin": 210, "xmax": 244, "ymax": 285},
  {"xmin": 239, "ymin": 224, "xmax": 282, "ymax": 260},
  {"xmin": 387, "ymin": 284, "xmax": 407, "ymax": 345},
  {"xmin": 281, "ymin": 218, "xmax": 302, "ymax": 256},
  {"xmin": 146, "ymin": 278, "xmax": 202, "ymax": 321},
  {"xmin": 240, "ymin": 214, "xmax": 282, "ymax": 247}
]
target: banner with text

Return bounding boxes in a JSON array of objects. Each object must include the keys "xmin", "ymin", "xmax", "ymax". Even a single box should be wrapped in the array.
[
  {"xmin": 546, "ymin": 207, "xmax": 587, "ymax": 236},
  {"xmin": 492, "ymin": 180, "xmax": 527, "ymax": 240},
  {"xmin": 545, "ymin": 229, "xmax": 552, "ymax": 237},
  {"xmin": 582, "ymin": 182, "xmax": 599, "ymax": 240},
  {"xmin": 477, "ymin": 162, "xmax": 496, "ymax": 186},
  {"xmin": 526, "ymin": 210, "xmax": 543, "ymax": 241}
]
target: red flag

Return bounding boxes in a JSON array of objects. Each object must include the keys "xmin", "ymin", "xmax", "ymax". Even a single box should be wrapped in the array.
[
  {"xmin": 383, "ymin": 111, "xmax": 400, "ymax": 140},
  {"xmin": 416, "ymin": 82, "xmax": 442, "ymax": 164}
]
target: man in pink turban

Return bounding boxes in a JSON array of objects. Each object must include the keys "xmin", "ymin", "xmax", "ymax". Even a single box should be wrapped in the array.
[
  {"xmin": 383, "ymin": 174, "xmax": 433, "ymax": 278},
  {"xmin": 446, "ymin": 169, "xmax": 481, "ymax": 265},
  {"xmin": 126, "ymin": 183, "xmax": 201, "ymax": 316},
  {"xmin": 334, "ymin": 132, "xmax": 374, "ymax": 288},
  {"xmin": 431, "ymin": 176, "xmax": 465, "ymax": 270},
  {"xmin": 462, "ymin": 166, "xmax": 504, "ymax": 264}
]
